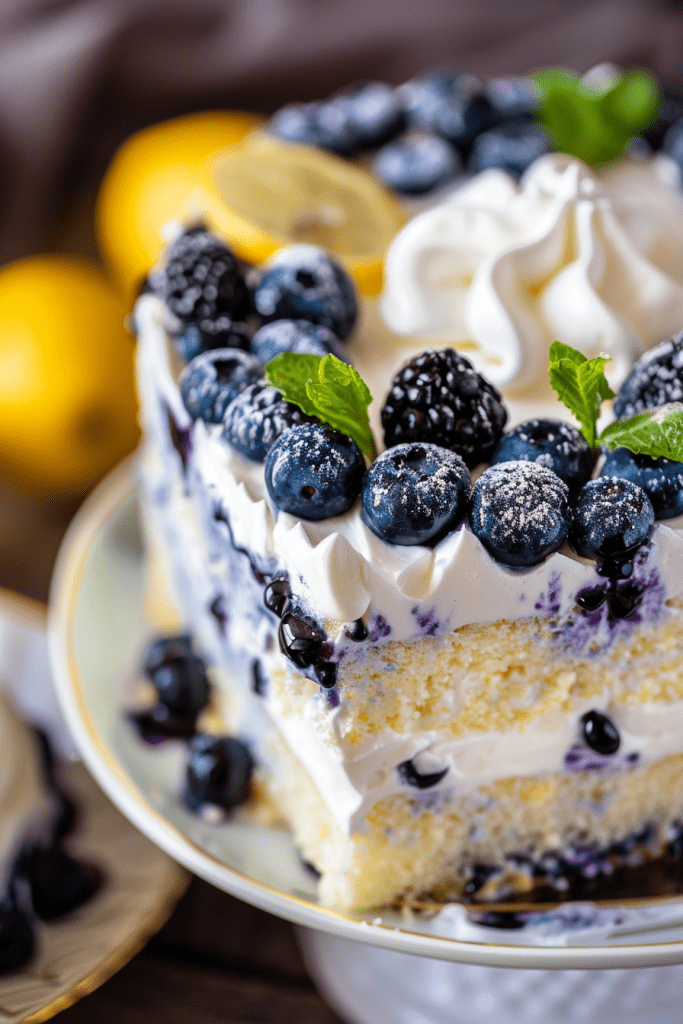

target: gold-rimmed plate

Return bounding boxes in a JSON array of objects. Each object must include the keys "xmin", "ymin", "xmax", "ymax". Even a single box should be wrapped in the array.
[{"xmin": 48, "ymin": 457, "xmax": 683, "ymax": 969}]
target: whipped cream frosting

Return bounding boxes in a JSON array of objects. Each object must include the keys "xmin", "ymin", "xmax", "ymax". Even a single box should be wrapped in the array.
[{"xmin": 381, "ymin": 153, "xmax": 683, "ymax": 390}]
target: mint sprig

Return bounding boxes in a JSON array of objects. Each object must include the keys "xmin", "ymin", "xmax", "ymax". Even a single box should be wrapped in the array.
[
  {"xmin": 532, "ymin": 67, "xmax": 661, "ymax": 167},
  {"xmin": 548, "ymin": 342, "xmax": 683, "ymax": 462},
  {"xmin": 265, "ymin": 352, "xmax": 376, "ymax": 461},
  {"xmin": 549, "ymin": 341, "xmax": 614, "ymax": 449}
]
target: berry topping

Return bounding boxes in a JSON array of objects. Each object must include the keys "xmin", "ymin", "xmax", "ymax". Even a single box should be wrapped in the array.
[
  {"xmin": 381, "ymin": 348, "xmax": 507, "ymax": 467},
  {"xmin": 254, "ymin": 245, "xmax": 358, "ymax": 342},
  {"xmin": 173, "ymin": 321, "xmax": 252, "ymax": 364},
  {"xmin": 180, "ymin": 349, "xmax": 263, "ymax": 424},
  {"xmin": 361, "ymin": 442, "xmax": 471, "ymax": 546},
  {"xmin": 613, "ymin": 331, "xmax": 683, "ymax": 419},
  {"xmin": 222, "ymin": 381, "xmax": 316, "ymax": 463},
  {"xmin": 569, "ymin": 477, "xmax": 655, "ymax": 563},
  {"xmin": 184, "ymin": 733, "xmax": 254, "ymax": 813},
  {"xmin": 373, "ymin": 132, "xmax": 461, "ymax": 196},
  {"xmin": 161, "ymin": 230, "xmax": 252, "ymax": 353},
  {"xmin": 265, "ymin": 423, "xmax": 365, "ymax": 521},
  {"xmin": 250, "ymin": 319, "xmax": 349, "ymax": 365},
  {"xmin": 490, "ymin": 419, "xmax": 592, "ymax": 492},
  {"xmin": 469, "ymin": 461, "xmax": 571, "ymax": 568},
  {"xmin": 581, "ymin": 710, "xmax": 620, "ymax": 755},
  {"xmin": 340, "ymin": 82, "xmax": 405, "ymax": 149},
  {"xmin": 601, "ymin": 446, "xmax": 683, "ymax": 520},
  {"xmin": 397, "ymin": 754, "xmax": 449, "ymax": 789},
  {"xmin": 468, "ymin": 119, "xmax": 553, "ymax": 180},
  {"xmin": 149, "ymin": 653, "xmax": 211, "ymax": 718}
]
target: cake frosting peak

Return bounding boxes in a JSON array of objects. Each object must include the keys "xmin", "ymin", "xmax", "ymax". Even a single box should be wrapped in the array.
[{"xmin": 381, "ymin": 152, "xmax": 683, "ymax": 391}]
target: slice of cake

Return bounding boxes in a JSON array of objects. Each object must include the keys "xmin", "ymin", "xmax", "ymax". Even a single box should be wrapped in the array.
[{"xmin": 131, "ymin": 67, "xmax": 683, "ymax": 914}]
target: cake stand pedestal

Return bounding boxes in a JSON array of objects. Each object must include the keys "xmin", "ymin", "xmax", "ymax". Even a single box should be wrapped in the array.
[{"xmin": 298, "ymin": 926, "xmax": 683, "ymax": 1024}]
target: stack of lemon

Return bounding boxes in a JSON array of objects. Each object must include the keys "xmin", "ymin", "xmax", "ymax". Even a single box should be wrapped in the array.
[{"xmin": 0, "ymin": 108, "xmax": 404, "ymax": 496}]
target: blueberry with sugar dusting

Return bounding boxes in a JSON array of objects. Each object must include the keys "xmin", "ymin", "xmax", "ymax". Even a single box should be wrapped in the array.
[
  {"xmin": 341, "ymin": 81, "xmax": 405, "ymax": 149},
  {"xmin": 180, "ymin": 349, "xmax": 263, "ymax": 424},
  {"xmin": 490, "ymin": 419, "xmax": 592, "ymax": 492},
  {"xmin": 265, "ymin": 422, "xmax": 365, "ymax": 521},
  {"xmin": 222, "ymin": 381, "xmax": 316, "ymax": 463},
  {"xmin": 150, "ymin": 653, "xmax": 211, "ymax": 719},
  {"xmin": 569, "ymin": 476, "xmax": 655, "ymax": 563},
  {"xmin": 361, "ymin": 442, "xmax": 471, "ymax": 546},
  {"xmin": 601, "ymin": 445, "xmax": 683, "ymax": 520},
  {"xmin": 162, "ymin": 230, "xmax": 252, "ymax": 352},
  {"xmin": 250, "ymin": 319, "xmax": 349, "ymax": 366},
  {"xmin": 382, "ymin": 348, "xmax": 507, "ymax": 468},
  {"xmin": 373, "ymin": 132, "xmax": 461, "ymax": 196},
  {"xmin": 173, "ymin": 321, "xmax": 252, "ymax": 364},
  {"xmin": 468, "ymin": 119, "xmax": 553, "ymax": 180},
  {"xmin": 613, "ymin": 331, "xmax": 683, "ymax": 418},
  {"xmin": 254, "ymin": 245, "xmax": 358, "ymax": 342},
  {"xmin": 184, "ymin": 733, "xmax": 254, "ymax": 814},
  {"xmin": 469, "ymin": 461, "xmax": 571, "ymax": 568},
  {"xmin": 581, "ymin": 710, "xmax": 620, "ymax": 755}
]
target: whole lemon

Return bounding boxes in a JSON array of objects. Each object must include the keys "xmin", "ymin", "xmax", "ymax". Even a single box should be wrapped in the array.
[
  {"xmin": 96, "ymin": 110, "xmax": 264, "ymax": 303},
  {"xmin": 0, "ymin": 257, "xmax": 139, "ymax": 496}
]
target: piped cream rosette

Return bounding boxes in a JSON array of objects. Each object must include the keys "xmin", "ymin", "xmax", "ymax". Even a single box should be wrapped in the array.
[{"xmin": 381, "ymin": 153, "xmax": 683, "ymax": 391}]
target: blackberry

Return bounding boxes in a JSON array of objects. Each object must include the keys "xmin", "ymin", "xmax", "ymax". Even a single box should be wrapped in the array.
[
  {"xmin": 162, "ymin": 230, "xmax": 252, "ymax": 350},
  {"xmin": 222, "ymin": 381, "xmax": 317, "ymax": 463},
  {"xmin": 613, "ymin": 331, "xmax": 683, "ymax": 418},
  {"xmin": 381, "ymin": 348, "xmax": 507, "ymax": 467}
]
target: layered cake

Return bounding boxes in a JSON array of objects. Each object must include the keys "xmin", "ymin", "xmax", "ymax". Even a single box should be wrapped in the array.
[
  {"xmin": 0, "ymin": 689, "xmax": 100, "ymax": 969},
  {"xmin": 132, "ymin": 66, "xmax": 683, "ymax": 912}
]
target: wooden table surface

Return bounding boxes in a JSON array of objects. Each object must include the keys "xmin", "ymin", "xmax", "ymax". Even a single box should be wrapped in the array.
[{"xmin": 0, "ymin": 482, "xmax": 346, "ymax": 1024}]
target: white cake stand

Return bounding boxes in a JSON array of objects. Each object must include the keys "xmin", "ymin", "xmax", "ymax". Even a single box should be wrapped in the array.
[{"xmin": 48, "ymin": 458, "xmax": 683, "ymax": 1022}]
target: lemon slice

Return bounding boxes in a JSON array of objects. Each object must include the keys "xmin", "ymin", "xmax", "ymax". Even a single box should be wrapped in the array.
[
  {"xmin": 198, "ymin": 133, "xmax": 406, "ymax": 296},
  {"xmin": 96, "ymin": 111, "xmax": 265, "ymax": 303}
]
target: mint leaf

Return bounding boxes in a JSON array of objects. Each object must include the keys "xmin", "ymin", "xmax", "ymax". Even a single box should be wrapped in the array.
[
  {"xmin": 600, "ymin": 403, "xmax": 683, "ymax": 461},
  {"xmin": 548, "ymin": 343, "xmax": 615, "ymax": 449},
  {"xmin": 265, "ymin": 352, "xmax": 376, "ymax": 461}
]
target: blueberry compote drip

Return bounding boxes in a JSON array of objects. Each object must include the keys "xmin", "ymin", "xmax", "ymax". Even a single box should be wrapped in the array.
[
  {"xmin": 262, "ymin": 576, "xmax": 339, "ymax": 691},
  {"xmin": 165, "ymin": 403, "xmax": 192, "ymax": 471}
]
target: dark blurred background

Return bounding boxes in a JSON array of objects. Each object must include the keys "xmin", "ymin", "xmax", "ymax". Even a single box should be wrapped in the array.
[{"xmin": 3, "ymin": 0, "xmax": 683, "ymax": 601}]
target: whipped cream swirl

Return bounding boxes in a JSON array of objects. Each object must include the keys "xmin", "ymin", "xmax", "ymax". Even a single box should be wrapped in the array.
[{"xmin": 382, "ymin": 153, "xmax": 683, "ymax": 390}]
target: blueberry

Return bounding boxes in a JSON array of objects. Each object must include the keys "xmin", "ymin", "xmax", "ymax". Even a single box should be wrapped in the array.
[
  {"xmin": 569, "ymin": 476, "xmax": 655, "ymax": 562},
  {"xmin": 490, "ymin": 419, "xmax": 592, "ymax": 492},
  {"xmin": 340, "ymin": 81, "xmax": 405, "ymax": 149},
  {"xmin": 469, "ymin": 461, "xmax": 571, "ymax": 568},
  {"xmin": 613, "ymin": 332, "xmax": 683, "ymax": 418},
  {"xmin": 250, "ymin": 319, "xmax": 349, "ymax": 365},
  {"xmin": 142, "ymin": 634, "xmax": 194, "ymax": 677},
  {"xmin": 581, "ymin": 710, "xmax": 620, "ymax": 755},
  {"xmin": 180, "ymin": 349, "xmax": 263, "ymax": 424},
  {"xmin": 601, "ymin": 445, "xmax": 683, "ymax": 520},
  {"xmin": 373, "ymin": 131, "xmax": 461, "ymax": 196},
  {"xmin": 254, "ymin": 245, "xmax": 358, "ymax": 342},
  {"xmin": 150, "ymin": 654, "xmax": 211, "ymax": 718},
  {"xmin": 222, "ymin": 381, "xmax": 316, "ymax": 463},
  {"xmin": 19, "ymin": 846, "xmax": 102, "ymax": 921},
  {"xmin": 361, "ymin": 443, "xmax": 470, "ymax": 546},
  {"xmin": 400, "ymin": 70, "xmax": 481, "ymax": 131},
  {"xmin": 184, "ymin": 733, "xmax": 253, "ymax": 813},
  {"xmin": 265, "ymin": 422, "xmax": 365, "ymax": 521},
  {"xmin": 162, "ymin": 230, "xmax": 252, "ymax": 346},
  {"xmin": 468, "ymin": 118, "xmax": 553, "ymax": 180},
  {"xmin": 173, "ymin": 321, "xmax": 252, "ymax": 363},
  {"xmin": 0, "ymin": 904, "xmax": 34, "ymax": 971}
]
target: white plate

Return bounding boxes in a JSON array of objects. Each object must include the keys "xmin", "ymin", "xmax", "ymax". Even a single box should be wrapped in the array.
[
  {"xmin": 48, "ymin": 457, "xmax": 683, "ymax": 970},
  {"xmin": 0, "ymin": 588, "xmax": 187, "ymax": 1023}
]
